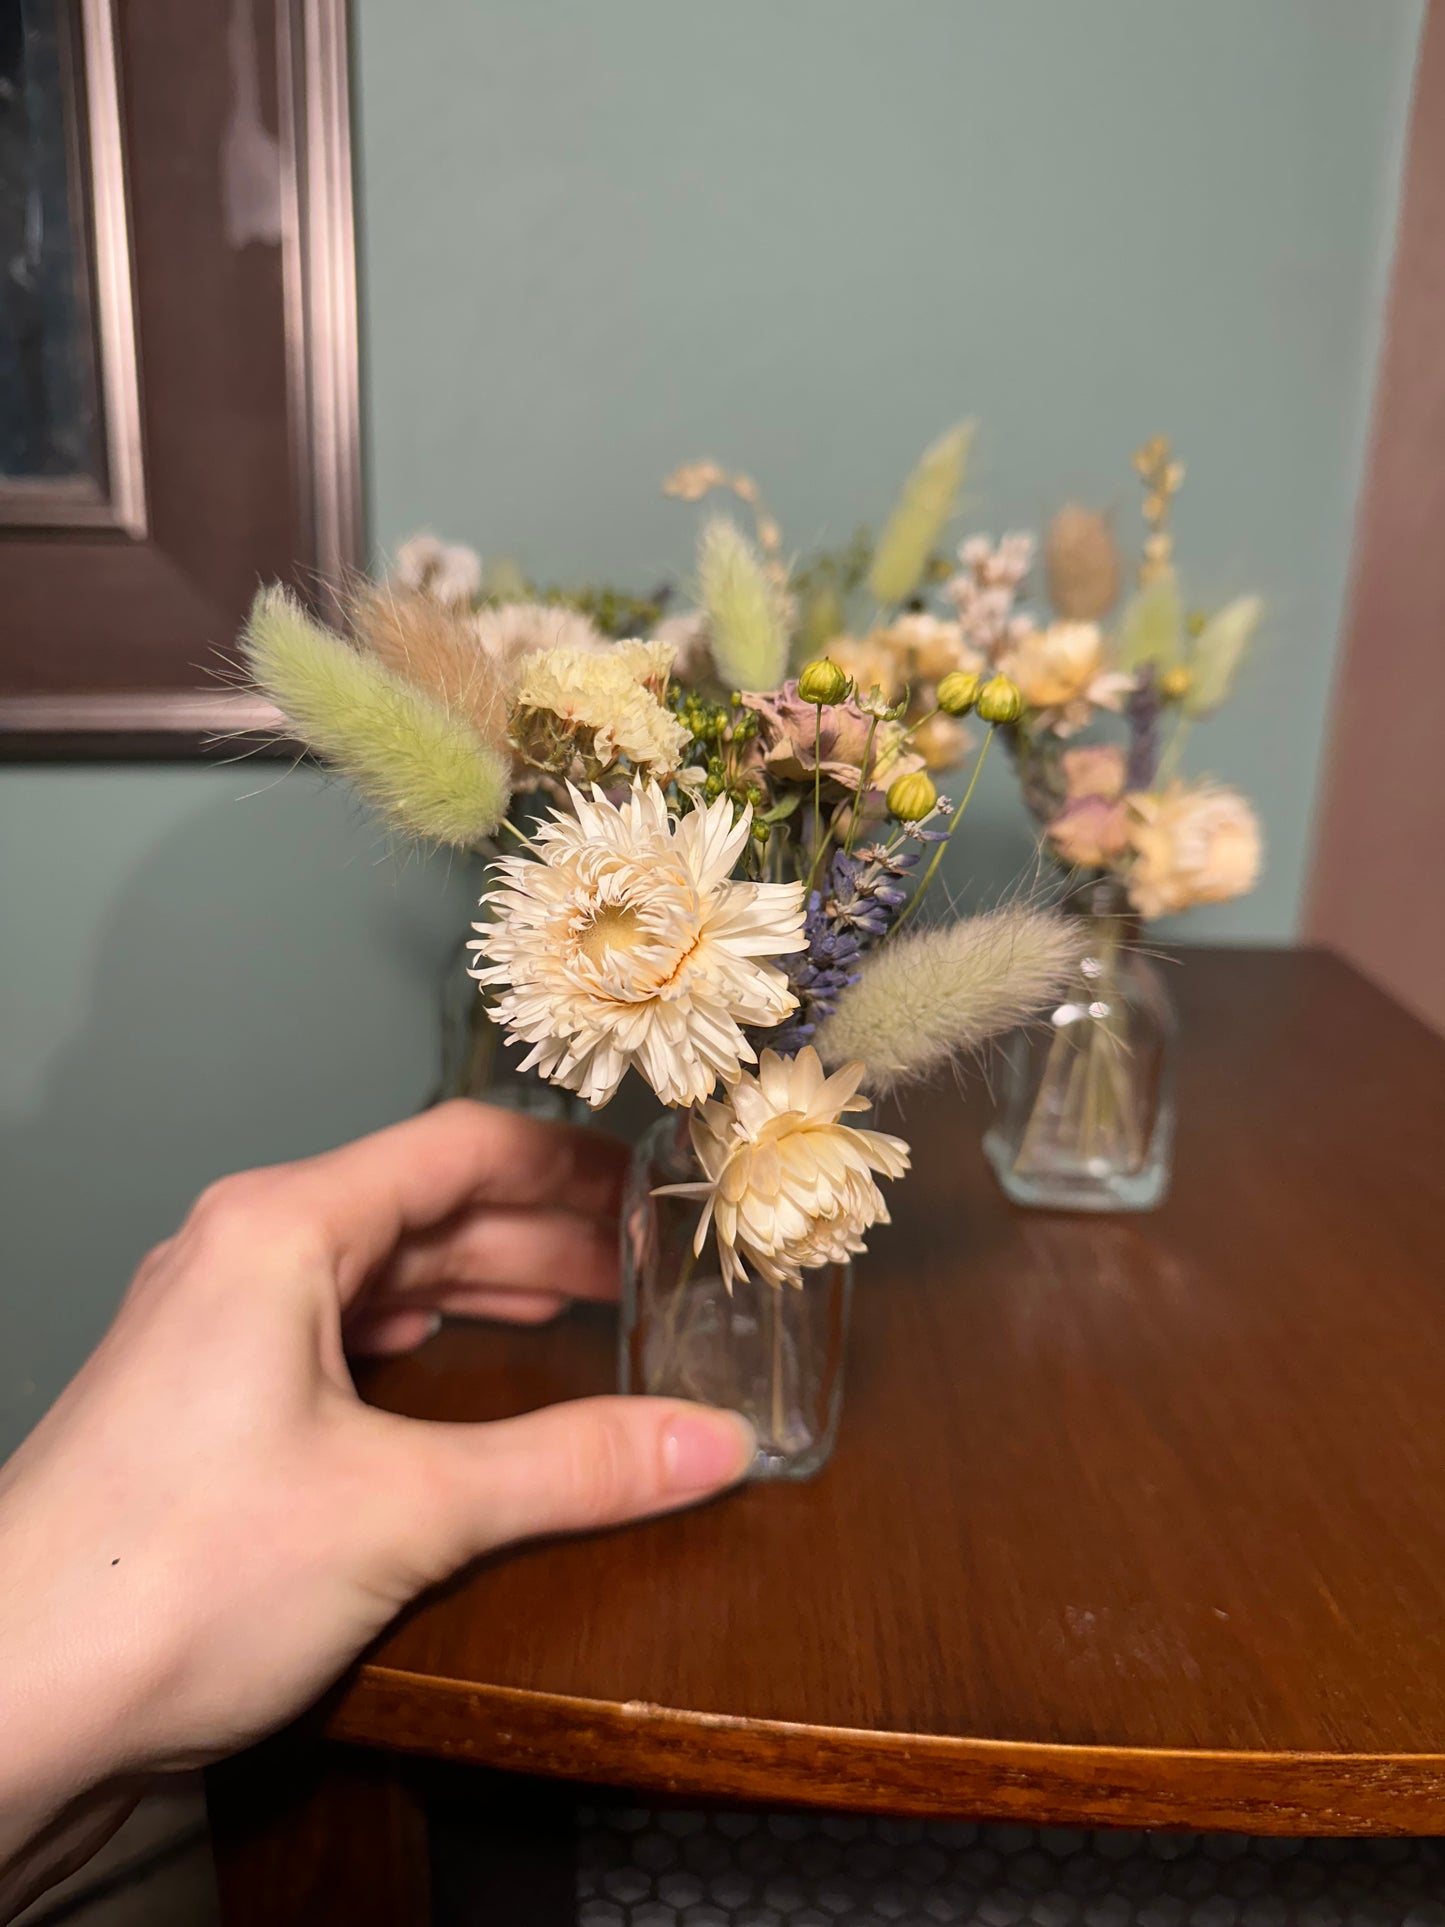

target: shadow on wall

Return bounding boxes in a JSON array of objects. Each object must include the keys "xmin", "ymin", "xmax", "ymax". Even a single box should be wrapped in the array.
[{"xmin": 0, "ymin": 770, "xmax": 476, "ymax": 1455}]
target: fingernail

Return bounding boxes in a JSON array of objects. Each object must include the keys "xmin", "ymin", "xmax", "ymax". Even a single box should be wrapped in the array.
[
  {"xmin": 662, "ymin": 1409, "xmax": 757, "ymax": 1493},
  {"xmin": 420, "ymin": 1313, "xmax": 443, "ymax": 1343}
]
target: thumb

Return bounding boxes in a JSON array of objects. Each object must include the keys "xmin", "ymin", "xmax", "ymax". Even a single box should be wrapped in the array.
[{"xmin": 419, "ymin": 1397, "xmax": 757, "ymax": 1565}]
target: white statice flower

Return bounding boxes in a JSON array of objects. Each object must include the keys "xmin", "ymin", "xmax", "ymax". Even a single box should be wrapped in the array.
[
  {"xmin": 661, "ymin": 1047, "xmax": 911, "ymax": 1291},
  {"xmin": 470, "ymin": 783, "xmax": 806, "ymax": 1109},
  {"xmin": 514, "ymin": 639, "xmax": 689, "ymax": 777},
  {"xmin": 945, "ymin": 531, "xmax": 1036, "ymax": 655},
  {"xmin": 995, "ymin": 619, "xmax": 1134, "ymax": 735},
  {"xmin": 392, "ymin": 532, "xmax": 483, "ymax": 608},
  {"xmin": 1125, "ymin": 781, "xmax": 1262, "ymax": 920}
]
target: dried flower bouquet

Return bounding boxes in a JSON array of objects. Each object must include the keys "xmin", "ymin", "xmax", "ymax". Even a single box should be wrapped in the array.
[{"xmin": 238, "ymin": 427, "xmax": 1080, "ymax": 1339}]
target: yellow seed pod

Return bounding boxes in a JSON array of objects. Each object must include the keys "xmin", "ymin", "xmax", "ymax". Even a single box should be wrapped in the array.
[
  {"xmin": 796, "ymin": 656, "xmax": 851, "ymax": 706},
  {"xmin": 975, "ymin": 674, "xmax": 1024, "ymax": 725},
  {"xmin": 886, "ymin": 770, "xmax": 938, "ymax": 822},
  {"xmin": 935, "ymin": 669, "xmax": 981, "ymax": 716}
]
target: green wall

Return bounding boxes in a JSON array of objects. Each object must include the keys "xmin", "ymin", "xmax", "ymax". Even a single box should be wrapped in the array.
[
  {"xmin": 359, "ymin": 0, "xmax": 1421, "ymax": 939},
  {"xmin": 0, "ymin": 769, "xmax": 477, "ymax": 1448},
  {"xmin": 0, "ymin": 1, "xmax": 1423, "ymax": 1450}
]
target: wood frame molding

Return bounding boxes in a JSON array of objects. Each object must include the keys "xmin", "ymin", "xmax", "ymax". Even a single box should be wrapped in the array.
[{"xmin": 0, "ymin": 0, "xmax": 361, "ymax": 760}]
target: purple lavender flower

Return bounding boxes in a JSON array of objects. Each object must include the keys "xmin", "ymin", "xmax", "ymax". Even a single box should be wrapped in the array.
[
  {"xmin": 1126, "ymin": 666, "xmax": 1162, "ymax": 792},
  {"xmin": 764, "ymin": 842, "xmax": 921, "ymax": 1057}
]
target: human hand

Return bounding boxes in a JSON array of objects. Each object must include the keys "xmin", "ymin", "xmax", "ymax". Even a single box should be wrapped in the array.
[{"xmin": 0, "ymin": 1102, "xmax": 753, "ymax": 1910}]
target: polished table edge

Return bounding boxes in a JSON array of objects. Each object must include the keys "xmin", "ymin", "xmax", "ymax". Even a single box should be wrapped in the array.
[{"xmin": 326, "ymin": 1666, "xmax": 1445, "ymax": 1836}]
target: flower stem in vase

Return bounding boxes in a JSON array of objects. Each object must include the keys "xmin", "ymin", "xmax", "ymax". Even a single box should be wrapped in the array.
[
  {"xmin": 769, "ymin": 1283, "xmax": 786, "ymax": 1448},
  {"xmin": 985, "ymin": 877, "xmax": 1174, "ymax": 1212}
]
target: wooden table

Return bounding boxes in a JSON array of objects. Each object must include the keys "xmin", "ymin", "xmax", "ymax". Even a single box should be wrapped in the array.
[{"xmin": 208, "ymin": 951, "xmax": 1445, "ymax": 1923}]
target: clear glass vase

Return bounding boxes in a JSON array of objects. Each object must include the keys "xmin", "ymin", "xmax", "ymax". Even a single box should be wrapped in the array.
[
  {"xmin": 983, "ymin": 876, "xmax": 1175, "ymax": 1211},
  {"xmin": 619, "ymin": 1112, "xmax": 852, "ymax": 1481},
  {"xmin": 436, "ymin": 931, "xmax": 574, "ymax": 1118}
]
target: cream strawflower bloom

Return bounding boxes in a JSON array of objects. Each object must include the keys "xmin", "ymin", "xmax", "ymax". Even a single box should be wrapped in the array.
[
  {"xmin": 469, "ymin": 783, "xmax": 806, "ymax": 1109},
  {"xmin": 996, "ymin": 620, "xmax": 1134, "ymax": 735},
  {"xmin": 663, "ymin": 1048, "xmax": 911, "ymax": 1291},
  {"xmin": 513, "ymin": 639, "xmax": 689, "ymax": 777},
  {"xmin": 827, "ymin": 632, "xmax": 902, "ymax": 706},
  {"xmin": 825, "ymin": 626, "xmax": 977, "ymax": 772},
  {"xmin": 885, "ymin": 611, "xmax": 983, "ymax": 684},
  {"xmin": 1126, "ymin": 780, "xmax": 1263, "ymax": 919}
]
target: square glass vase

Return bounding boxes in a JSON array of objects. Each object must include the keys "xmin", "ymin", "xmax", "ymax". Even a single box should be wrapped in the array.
[{"xmin": 618, "ymin": 1113, "xmax": 851, "ymax": 1481}]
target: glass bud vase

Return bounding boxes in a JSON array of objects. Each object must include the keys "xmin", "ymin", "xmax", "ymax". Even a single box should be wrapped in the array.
[
  {"xmin": 436, "ymin": 932, "xmax": 573, "ymax": 1118},
  {"xmin": 619, "ymin": 1112, "xmax": 852, "ymax": 1481},
  {"xmin": 983, "ymin": 876, "xmax": 1175, "ymax": 1211}
]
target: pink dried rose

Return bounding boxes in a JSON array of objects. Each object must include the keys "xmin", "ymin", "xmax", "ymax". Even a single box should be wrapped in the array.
[
  {"xmin": 1046, "ymin": 794, "xmax": 1132, "ymax": 868},
  {"xmin": 1060, "ymin": 743, "xmax": 1127, "ymax": 801},
  {"xmin": 739, "ymin": 681, "xmax": 922, "ymax": 792}
]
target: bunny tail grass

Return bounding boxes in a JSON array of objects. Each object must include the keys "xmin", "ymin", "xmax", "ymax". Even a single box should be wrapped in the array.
[
  {"xmin": 866, "ymin": 420, "xmax": 974, "ymax": 607},
  {"xmin": 698, "ymin": 515, "xmax": 789, "ymax": 690},
  {"xmin": 815, "ymin": 903, "xmax": 1080, "ymax": 1096},
  {"xmin": 349, "ymin": 583, "xmax": 512, "ymax": 746},
  {"xmin": 240, "ymin": 586, "xmax": 511, "ymax": 846}
]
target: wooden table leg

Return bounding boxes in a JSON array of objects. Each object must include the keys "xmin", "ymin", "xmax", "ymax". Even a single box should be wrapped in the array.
[
  {"xmin": 426, "ymin": 1769, "xmax": 578, "ymax": 1927},
  {"xmin": 206, "ymin": 1735, "xmax": 430, "ymax": 1926}
]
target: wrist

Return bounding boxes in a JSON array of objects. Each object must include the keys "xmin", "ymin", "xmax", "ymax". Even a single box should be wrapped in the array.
[{"xmin": 0, "ymin": 1476, "xmax": 159, "ymax": 1825}]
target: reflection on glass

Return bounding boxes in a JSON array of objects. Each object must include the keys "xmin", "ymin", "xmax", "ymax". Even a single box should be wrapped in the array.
[{"xmin": 0, "ymin": 0, "xmax": 101, "ymax": 486}]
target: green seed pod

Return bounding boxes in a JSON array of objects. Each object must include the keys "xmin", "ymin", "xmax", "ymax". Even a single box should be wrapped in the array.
[
  {"xmin": 975, "ymin": 674, "xmax": 1024, "ymax": 725},
  {"xmin": 886, "ymin": 770, "xmax": 938, "ymax": 823},
  {"xmin": 935, "ymin": 669, "xmax": 981, "ymax": 717},
  {"xmin": 796, "ymin": 656, "xmax": 851, "ymax": 706}
]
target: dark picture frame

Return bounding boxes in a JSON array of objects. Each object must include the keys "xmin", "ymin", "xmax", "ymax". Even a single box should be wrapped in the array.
[{"xmin": 0, "ymin": 0, "xmax": 361, "ymax": 757}]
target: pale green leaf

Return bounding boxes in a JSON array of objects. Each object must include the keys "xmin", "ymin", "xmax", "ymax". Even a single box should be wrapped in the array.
[
  {"xmin": 1117, "ymin": 572, "xmax": 1184, "ymax": 671},
  {"xmin": 866, "ymin": 421, "xmax": 974, "ymax": 607},
  {"xmin": 698, "ymin": 517, "xmax": 790, "ymax": 690},
  {"xmin": 1183, "ymin": 595, "xmax": 1262, "ymax": 716}
]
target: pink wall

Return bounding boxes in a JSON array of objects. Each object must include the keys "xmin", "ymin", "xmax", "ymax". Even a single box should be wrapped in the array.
[{"xmin": 1308, "ymin": 1, "xmax": 1445, "ymax": 1036}]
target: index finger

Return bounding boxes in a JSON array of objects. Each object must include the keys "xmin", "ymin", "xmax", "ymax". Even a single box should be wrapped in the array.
[{"xmin": 278, "ymin": 1100, "xmax": 628, "ymax": 1299}]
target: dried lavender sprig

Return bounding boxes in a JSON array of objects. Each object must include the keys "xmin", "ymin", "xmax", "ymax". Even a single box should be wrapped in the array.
[
  {"xmin": 765, "ymin": 838, "xmax": 922, "ymax": 1055},
  {"xmin": 1126, "ymin": 665, "xmax": 1162, "ymax": 791}
]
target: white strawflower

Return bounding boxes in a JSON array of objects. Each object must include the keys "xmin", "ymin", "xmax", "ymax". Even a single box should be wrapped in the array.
[
  {"xmin": 650, "ymin": 609, "xmax": 713, "ymax": 684},
  {"xmin": 1126, "ymin": 780, "xmax": 1262, "ymax": 919},
  {"xmin": 469, "ymin": 783, "xmax": 806, "ymax": 1109},
  {"xmin": 392, "ymin": 532, "xmax": 483, "ymax": 608},
  {"xmin": 393, "ymin": 532, "xmax": 444, "ymax": 589},
  {"xmin": 662, "ymin": 1048, "xmax": 911, "ymax": 1291},
  {"xmin": 514, "ymin": 639, "xmax": 689, "ymax": 777},
  {"xmin": 429, "ymin": 543, "xmax": 484, "ymax": 608},
  {"xmin": 471, "ymin": 601, "xmax": 606, "ymax": 675}
]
